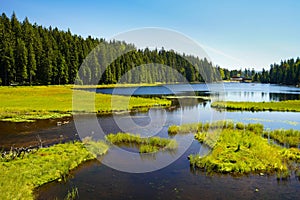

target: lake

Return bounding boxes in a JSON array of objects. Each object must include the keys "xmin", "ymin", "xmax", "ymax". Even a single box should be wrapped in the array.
[{"xmin": 1, "ymin": 83, "xmax": 300, "ymax": 199}]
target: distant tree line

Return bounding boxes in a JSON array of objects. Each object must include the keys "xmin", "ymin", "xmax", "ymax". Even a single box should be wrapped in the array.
[
  {"xmin": 219, "ymin": 58, "xmax": 300, "ymax": 85},
  {"xmin": 1, "ymin": 12, "xmax": 299, "ymax": 86},
  {"xmin": 0, "ymin": 12, "xmax": 220, "ymax": 86},
  {"xmin": 262, "ymin": 58, "xmax": 300, "ymax": 85}
]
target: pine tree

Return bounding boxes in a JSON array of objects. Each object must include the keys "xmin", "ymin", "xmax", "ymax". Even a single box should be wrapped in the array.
[
  {"xmin": 15, "ymin": 39, "xmax": 28, "ymax": 83},
  {"xmin": 27, "ymin": 43, "xmax": 36, "ymax": 84}
]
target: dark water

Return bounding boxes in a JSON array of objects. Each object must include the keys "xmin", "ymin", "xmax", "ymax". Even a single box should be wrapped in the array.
[{"xmin": 1, "ymin": 83, "xmax": 300, "ymax": 199}]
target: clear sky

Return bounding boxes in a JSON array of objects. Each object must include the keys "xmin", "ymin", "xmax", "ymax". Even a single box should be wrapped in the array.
[{"xmin": 1, "ymin": 0, "xmax": 300, "ymax": 70}]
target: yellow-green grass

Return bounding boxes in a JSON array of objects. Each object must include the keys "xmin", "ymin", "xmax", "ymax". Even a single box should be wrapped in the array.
[
  {"xmin": 211, "ymin": 100, "xmax": 300, "ymax": 112},
  {"xmin": 168, "ymin": 121, "xmax": 300, "ymax": 176},
  {"xmin": 74, "ymin": 83, "xmax": 163, "ymax": 89},
  {"xmin": 0, "ymin": 140, "xmax": 108, "ymax": 200},
  {"xmin": 105, "ymin": 132, "xmax": 178, "ymax": 153},
  {"xmin": 0, "ymin": 85, "xmax": 171, "ymax": 122},
  {"xmin": 262, "ymin": 129, "xmax": 300, "ymax": 147}
]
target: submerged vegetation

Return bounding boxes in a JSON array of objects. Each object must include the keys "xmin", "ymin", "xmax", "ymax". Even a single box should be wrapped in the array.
[
  {"xmin": 211, "ymin": 100, "xmax": 300, "ymax": 112},
  {"xmin": 169, "ymin": 121, "xmax": 300, "ymax": 177},
  {"xmin": 105, "ymin": 132, "xmax": 178, "ymax": 153},
  {"xmin": 0, "ymin": 140, "xmax": 108, "ymax": 200},
  {"xmin": 0, "ymin": 85, "xmax": 171, "ymax": 122}
]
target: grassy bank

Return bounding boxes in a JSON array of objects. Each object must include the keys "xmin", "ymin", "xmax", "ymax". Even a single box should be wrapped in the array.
[
  {"xmin": 0, "ymin": 140, "xmax": 108, "ymax": 200},
  {"xmin": 211, "ymin": 100, "xmax": 300, "ymax": 112},
  {"xmin": 75, "ymin": 83, "xmax": 163, "ymax": 89},
  {"xmin": 0, "ymin": 85, "xmax": 171, "ymax": 122},
  {"xmin": 106, "ymin": 132, "xmax": 178, "ymax": 153},
  {"xmin": 168, "ymin": 121, "xmax": 300, "ymax": 176}
]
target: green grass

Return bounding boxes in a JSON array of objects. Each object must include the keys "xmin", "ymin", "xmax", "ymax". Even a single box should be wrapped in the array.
[
  {"xmin": 0, "ymin": 140, "xmax": 108, "ymax": 200},
  {"xmin": 0, "ymin": 85, "xmax": 171, "ymax": 122},
  {"xmin": 105, "ymin": 132, "xmax": 178, "ymax": 153},
  {"xmin": 262, "ymin": 129, "xmax": 300, "ymax": 147},
  {"xmin": 211, "ymin": 100, "xmax": 300, "ymax": 112},
  {"xmin": 168, "ymin": 121, "xmax": 300, "ymax": 176},
  {"xmin": 79, "ymin": 83, "xmax": 163, "ymax": 89}
]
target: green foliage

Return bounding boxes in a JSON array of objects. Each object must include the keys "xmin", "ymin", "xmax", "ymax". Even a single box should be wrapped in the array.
[
  {"xmin": 212, "ymin": 100, "xmax": 300, "ymax": 112},
  {"xmin": 280, "ymin": 148, "xmax": 300, "ymax": 162},
  {"xmin": 168, "ymin": 125, "xmax": 179, "ymax": 135},
  {"xmin": 0, "ymin": 12, "xmax": 219, "ymax": 86},
  {"xmin": 268, "ymin": 58, "xmax": 300, "ymax": 85},
  {"xmin": 105, "ymin": 132, "xmax": 177, "ymax": 153},
  {"xmin": 0, "ymin": 141, "xmax": 108, "ymax": 200}
]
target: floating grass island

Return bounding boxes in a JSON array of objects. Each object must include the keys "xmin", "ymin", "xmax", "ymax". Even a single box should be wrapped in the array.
[
  {"xmin": 168, "ymin": 121, "xmax": 300, "ymax": 178},
  {"xmin": 105, "ymin": 132, "xmax": 178, "ymax": 153},
  {"xmin": 0, "ymin": 85, "xmax": 171, "ymax": 122},
  {"xmin": 0, "ymin": 140, "xmax": 108, "ymax": 200},
  {"xmin": 211, "ymin": 100, "xmax": 300, "ymax": 112}
]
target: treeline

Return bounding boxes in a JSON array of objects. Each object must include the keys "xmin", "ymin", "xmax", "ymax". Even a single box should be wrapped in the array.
[
  {"xmin": 2, "ymin": 12, "xmax": 298, "ymax": 86},
  {"xmin": 219, "ymin": 58, "xmax": 300, "ymax": 85},
  {"xmin": 0, "ymin": 12, "xmax": 100, "ymax": 85},
  {"xmin": 79, "ymin": 46, "xmax": 219, "ymax": 85},
  {"xmin": 0, "ymin": 12, "xmax": 219, "ymax": 86},
  {"xmin": 263, "ymin": 58, "xmax": 300, "ymax": 85}
]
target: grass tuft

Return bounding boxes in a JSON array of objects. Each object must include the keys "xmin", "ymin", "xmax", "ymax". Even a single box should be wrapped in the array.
[{"xmin": 105, "ymin": 132, "xmax": 177, "ymax": 153}]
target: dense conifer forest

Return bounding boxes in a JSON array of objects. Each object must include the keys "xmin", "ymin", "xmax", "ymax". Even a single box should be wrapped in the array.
[
  {"xmin": 0, "ymin": 12, "xmax": 299, "ymax": 86},
  {"xmin": 0, "ymin": 12, "xmax": 220, "ymax": 86}
]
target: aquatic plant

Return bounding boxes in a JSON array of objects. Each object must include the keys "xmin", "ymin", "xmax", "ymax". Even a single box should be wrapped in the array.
[
  {"xmin": 105, "ymin": 132, "xmax": 177, "ymax": 153},
  {"xmin": 64, "ymin": 187, "xmax": 79, "ymax": 200},
  {"xmin": 168, "ymin": 125, "xmax": 180, "ymax": 135},
  {"xmin": 263, "ymin": 129, "xmax": 300, "ymax": 147},
  {"xmin": 168, "ymin": 123, "xmax": 199, "ymax": 135}
]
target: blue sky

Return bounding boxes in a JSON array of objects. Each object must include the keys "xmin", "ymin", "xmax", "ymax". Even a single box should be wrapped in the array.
[{"xmin": 1, "ymin": 0, "xmax": 300, "ymax": 70}]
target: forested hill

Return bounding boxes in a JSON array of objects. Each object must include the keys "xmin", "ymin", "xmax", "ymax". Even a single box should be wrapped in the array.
[{"xmin": 0, "ymin": 12, "xmax": 218, "ymax": 86}]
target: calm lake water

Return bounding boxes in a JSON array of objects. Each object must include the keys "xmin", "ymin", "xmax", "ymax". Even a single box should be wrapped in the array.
[{"xmin": 1, "ymin": 83, "xmax": 300, "ymax": 199}]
